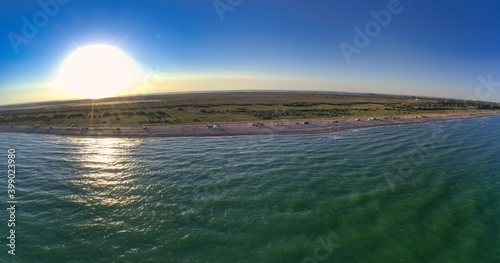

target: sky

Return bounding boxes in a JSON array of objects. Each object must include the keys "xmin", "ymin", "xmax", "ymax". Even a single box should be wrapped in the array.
[{"xmin": 1, "ymin": 0, "xmax": 500, "ymax": 105}]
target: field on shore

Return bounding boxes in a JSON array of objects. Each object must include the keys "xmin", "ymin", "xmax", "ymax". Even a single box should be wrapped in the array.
[{"xmin": 0, "ymin": 91, "xmax": 499, "ymax": 127}]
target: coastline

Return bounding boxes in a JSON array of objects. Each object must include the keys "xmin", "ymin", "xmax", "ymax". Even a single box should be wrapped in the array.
[{"xmin": 1, "ymin": 112, "xmax": 498, "ymax": 138}]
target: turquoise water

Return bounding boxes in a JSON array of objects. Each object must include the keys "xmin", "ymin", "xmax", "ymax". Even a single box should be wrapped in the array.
[{"xmin": 1, "ymin": 117, "xmax": 499, "ymax": 262}]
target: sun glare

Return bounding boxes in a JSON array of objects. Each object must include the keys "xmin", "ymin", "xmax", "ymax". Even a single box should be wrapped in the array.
[{"xmin": 55, "ymin": 44, "xmax": 144, "ymax": 99}]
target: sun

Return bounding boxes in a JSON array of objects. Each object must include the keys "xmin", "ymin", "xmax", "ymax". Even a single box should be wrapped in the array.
[{"xmin": 54, "ymin": 44, "xmax": 144, "ymax": 99}]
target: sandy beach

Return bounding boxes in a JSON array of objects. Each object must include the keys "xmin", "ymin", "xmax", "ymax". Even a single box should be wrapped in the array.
[{"xmin": 1, "ymin": 112, "xmax": 498, "ymax": 138}]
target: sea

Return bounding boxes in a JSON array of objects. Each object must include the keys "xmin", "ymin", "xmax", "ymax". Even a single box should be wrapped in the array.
[{"xmin": 0, "ymin": 116, "xmax": 498, "ymax": 263}]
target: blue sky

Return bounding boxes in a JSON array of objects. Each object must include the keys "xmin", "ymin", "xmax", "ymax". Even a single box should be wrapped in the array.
[{"xmin": 1, "ymin": 0, "xmax": 500, "ymax": 104}]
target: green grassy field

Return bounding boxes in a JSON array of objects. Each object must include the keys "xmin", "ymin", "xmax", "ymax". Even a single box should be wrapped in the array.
[{"xmin": 0, "ymin": 91, "xmax": 498, "ymax": 127}]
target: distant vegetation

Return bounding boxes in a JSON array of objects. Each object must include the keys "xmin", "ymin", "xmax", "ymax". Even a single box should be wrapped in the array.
[{"xmin": 0, "ymin": 92, "xmax": 498, "ymax": 127}]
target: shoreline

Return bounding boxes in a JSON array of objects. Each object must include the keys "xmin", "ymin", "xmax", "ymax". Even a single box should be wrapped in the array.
[{"xmin": 1, "ymin": 112, "xmax": 498, "ymax": 138}]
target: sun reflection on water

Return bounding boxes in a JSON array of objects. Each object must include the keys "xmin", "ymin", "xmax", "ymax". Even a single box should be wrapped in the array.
[{"xmin": 66, "ymin": 137, "xmax": 143, "ymax": 208}]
